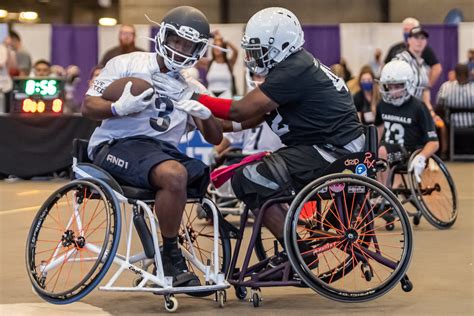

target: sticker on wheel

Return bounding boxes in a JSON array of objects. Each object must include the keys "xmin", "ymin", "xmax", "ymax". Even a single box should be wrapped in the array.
[{"xmin": 355, "ymin": 163, "xmax": 367, "ymax": 176}]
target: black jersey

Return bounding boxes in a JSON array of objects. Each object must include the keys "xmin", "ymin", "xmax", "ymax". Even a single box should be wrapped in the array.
[
  {"xmin": 375, "ymin": 97, "xmax": 438, "ymax": 152},
  {"xmin": 259, "ymin": 49, "xmax": 363, "ymax": 147}
]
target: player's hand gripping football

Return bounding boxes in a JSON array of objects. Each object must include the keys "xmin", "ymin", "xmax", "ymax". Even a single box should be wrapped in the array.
[{"xmin": 111, "ymin": 81, "xmax": 154, "ymax": 116}]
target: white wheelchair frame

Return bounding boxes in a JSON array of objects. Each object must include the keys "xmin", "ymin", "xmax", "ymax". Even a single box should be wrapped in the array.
[{"xmin": 35, "ymin": 157, "xmax": 229, "ymax": 311}]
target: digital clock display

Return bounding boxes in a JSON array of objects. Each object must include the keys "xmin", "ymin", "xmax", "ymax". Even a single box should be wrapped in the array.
[{"xmin": 24, "ymin": 79, "xmax": 58, "ymax": 96}]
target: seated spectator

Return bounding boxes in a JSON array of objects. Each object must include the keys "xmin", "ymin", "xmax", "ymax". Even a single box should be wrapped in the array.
[
  {"xmin": 353, "ymin": 65, "xmax": 380, "ymax": 125},
  {"xmin": 32, "ymin": 60, "xmax": 51, "ymax": 77},
  {"xmin": 5, "ymin": 30, "xmax": 32, "ymax": 76},
  {"xmin": 369, "ymin": 48, "xmax": 383, "ymax": 78},
  {"xmin": 437, "ymin": 64, "xmax": 474, "ymax": 128}
]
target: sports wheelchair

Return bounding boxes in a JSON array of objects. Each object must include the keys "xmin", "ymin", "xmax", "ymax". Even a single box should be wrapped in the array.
[
  {"xmin": 382, "ymin": 146, "xmax": 457, "ymax": 230},
  {"xmin": 214, "ymin": 126, "xmax": 414, "ymax": 306},
  {"xmin": 26, "ymin": 139, "xmax": 230, "ymax": 312}
]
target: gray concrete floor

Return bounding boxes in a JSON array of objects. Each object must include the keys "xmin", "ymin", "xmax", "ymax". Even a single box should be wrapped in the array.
[{"xmin": 0, "ymin": 162, "xmax": 473, "ymax": 315}]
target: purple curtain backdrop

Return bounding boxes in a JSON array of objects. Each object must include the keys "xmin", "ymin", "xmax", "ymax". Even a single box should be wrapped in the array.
[
  {"xmin": 424, "ymin": 25, "xmax": 458, "ymax": 105},
  {"xmin": 51, "ymin": 25, "xmax": 98, "ymax": 107},
  {"xmin": 302, "ymin": 25, "xmax": 340, "ymax": 66}
]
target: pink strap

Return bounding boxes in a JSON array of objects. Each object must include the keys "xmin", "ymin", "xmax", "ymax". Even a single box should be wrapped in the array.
[{"xmin": 211, "ymin": 152, "xmax": 268, "ymax": 188}]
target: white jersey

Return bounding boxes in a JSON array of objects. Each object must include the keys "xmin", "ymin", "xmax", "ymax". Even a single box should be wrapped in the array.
[
  {"xmin": 86, "ymin": 52, "xmax": 206, "ymax": 158},
  {"xmin": 226, "ymin": 122, "xmax": 284, "ymax": 155}
]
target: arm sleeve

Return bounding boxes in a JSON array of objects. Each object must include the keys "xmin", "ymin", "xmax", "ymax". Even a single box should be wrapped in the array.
[
  {"xmin": 86, "ymin": 56, "xmax": 129, "ymax": 97},
  {"xmin": 259, "ymin": 65, "xmax": 303, "ymax": 106},
  {"xmin": 419, "ymin": 103, "xmax": 439, "ymax": 143},
  {"xmin": 422, "ymin": 46, "xmax": 439, "ymax": 67}
]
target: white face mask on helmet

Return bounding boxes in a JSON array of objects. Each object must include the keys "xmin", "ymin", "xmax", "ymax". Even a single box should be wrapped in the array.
[
  {"xmin": 379, "ymin": 60, "xmax": 416, "ymax": 106},
  {"xmin": 151, "ymin": 6, "xmax": 210, "ymax": 72},
  {"xmin": 241, "ymin": 7, "xmax": 305, "ymax": 76}
]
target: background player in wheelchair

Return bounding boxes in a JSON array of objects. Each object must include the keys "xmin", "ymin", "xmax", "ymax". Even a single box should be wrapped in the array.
[
  {"xmin": 375, "ymin": 60, "xmax": 457, "ymax": 229},
  {"xmin": 376, "ymin": 60, "xmax": 439, "ymax": 185}
]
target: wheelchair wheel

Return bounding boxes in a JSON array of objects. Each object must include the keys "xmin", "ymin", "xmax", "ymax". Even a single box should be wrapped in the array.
[
  {"xmin": 26, "ymin": 178, "xmax": 121, "ymax": 304},
  {"xmin": 408, "ymin": 151, "xmax": 458, "ymax": 229},
  {"xmin": 178, "ymin": 199, "xmax": 231, "ymax": 297},
  {"xmin": 284, "ymin": 173, "xmax": 413, "ymax": 302}
]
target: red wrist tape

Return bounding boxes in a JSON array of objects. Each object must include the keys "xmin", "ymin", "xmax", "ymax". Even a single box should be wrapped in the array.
[{"xmin": 196, "ymin": 94, "xmax": 232, "ymax": 120}]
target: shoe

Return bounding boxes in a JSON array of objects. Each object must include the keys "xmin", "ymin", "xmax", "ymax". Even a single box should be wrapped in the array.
[{"xmin": 160, "ymin": 251, "xmax": 201, "ymax": 287}]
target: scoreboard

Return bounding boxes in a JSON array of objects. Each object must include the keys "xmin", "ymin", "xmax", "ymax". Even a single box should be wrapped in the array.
[{"xmin": 10, "ymin": 77, "xmax": 65, "ymax": 113}]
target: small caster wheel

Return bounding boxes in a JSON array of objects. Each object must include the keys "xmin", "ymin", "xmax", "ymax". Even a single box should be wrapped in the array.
[
  {"xmin": 361, "ymin": 262, "xmax": 373, "ymax": 282},
  {"xmin": 250, "ymin": 288, "xmax": 262, "ymax": 308},
  {"xmin": 235, "ymin": 286, "xmax": 247, "ymax": 300},
  {"xmin": 385, "ymin": 223, "xmax": 395, "ymax": 231},
  {"xmin": 400, "ymin": 275, "xmax": 413, "ymax": 293},
  {"xmin": 164, "ymin": 295, "xmax": 178, "ymax": 313},
  {"xmin": 133, "ymin": 277, "xmax": 143, "ymax": 287},
  {"xmin": 413, "ymin": 214, "xmax": 421, "ymax": 226},
  {"xmin": 217, "ymin": 290, "xmax": 226, "ymax": 308}
]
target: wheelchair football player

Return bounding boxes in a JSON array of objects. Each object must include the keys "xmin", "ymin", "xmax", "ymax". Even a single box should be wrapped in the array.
[{"xmin": 25, "ymin": 139, "xmax": 230, "ymax": 312}]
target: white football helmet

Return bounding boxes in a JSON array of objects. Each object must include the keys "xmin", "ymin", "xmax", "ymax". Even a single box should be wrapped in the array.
[
  {"xmin": 153, "ymin": 6, "xmax": 210, "ymax": 71},
  {"xmin": 241, "ymin": 7, "xmax": 305, "ymax": 76},
  {"xmin": 379, "ymin": 60, "xmax": 416, "ymax": 106}
]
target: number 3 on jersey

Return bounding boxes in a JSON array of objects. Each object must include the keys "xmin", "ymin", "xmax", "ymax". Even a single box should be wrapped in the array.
[
  {"xmin": 150, "ymin": 96, "xmax": 173, "ymax": 132},
  {"xmin": 384, "ymin": 121, "xmax": 405, "ymax": 145}
]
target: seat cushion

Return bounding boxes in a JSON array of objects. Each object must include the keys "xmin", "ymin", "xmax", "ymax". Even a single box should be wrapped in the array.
[{"xmin": 121, "ymin": 186, "xmax": 155, "ymax": 201}]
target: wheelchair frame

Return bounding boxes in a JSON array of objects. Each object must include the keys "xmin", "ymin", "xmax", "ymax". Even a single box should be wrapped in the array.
[{"xmin": 27, "ymin": 150, "xmax": 229, "ymax": 312}]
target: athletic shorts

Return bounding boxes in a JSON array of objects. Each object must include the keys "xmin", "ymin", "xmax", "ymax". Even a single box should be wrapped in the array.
[
  {"xmin": 93, "ymin": 136, "xmax": 209, "ymax": 197},
  {"xmin": 231, "ymin": 145, "xmax": 331, "ymax": 209}
]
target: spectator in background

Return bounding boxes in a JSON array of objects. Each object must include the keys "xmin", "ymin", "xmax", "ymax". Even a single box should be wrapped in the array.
[
  {"xmin": 384, "ymin": 17, "xmax": 442, "ymax": 88},
  {"xmin": 88, "ymin": 65, "xmax": 104, "ymax": 88},
  {"xmin": 100, "ymin": 24, "xmax": 144, "ymax": 66},
  {"xmin": 202, "ymin": 30, "xmax": 239, "ymax": 98},
  {"xmin": 394, "ymin": 27, "xmax": 448, "ymax": 159},
  {"xmin": 468, "ymin": 49, "xmax": 474, "ymax": 81},
  {"xmin": 0, "ymin": 42, "xmax": 15, "ymax": 112},
  {"xmin": 437, "ymin": 64, "xmax": 474, "ymax": 128},
  {"xmin": 5, "ymin": 30, "xmax": 32, "ymax": 76},
  {"xmin": 332, "ymin": 63, "xmax": 359, "ymax": 93},
  {"xmin": 339, "ymin": 58, "xmax": 353, "ymax": 82},
  {"xmin": 32, "ymin": 59, "xmax": 51, "ymax": 77},
  {"xmin": 369, "ymin": 48, "xmax": 383, "ymax": 78},
  {"xmin": 447, "ymin": 70, "xmax": 456, "ymax": 82},
  {"xmin": 353, "ymin": 65, "xmax": 380, "ymax": 125}
]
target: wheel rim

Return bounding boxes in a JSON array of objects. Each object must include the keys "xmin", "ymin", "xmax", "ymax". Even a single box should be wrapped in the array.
[
  {"xmin": 287, "ymin": 175, "xmax": 412, "ymax": 300},
  {"xmin": 26, "ymin": 180, "xmax": 117, "ymax": 300},
  {"xmin": 415, "ymin": 157, "xmax": 457, "ymax": 225}
]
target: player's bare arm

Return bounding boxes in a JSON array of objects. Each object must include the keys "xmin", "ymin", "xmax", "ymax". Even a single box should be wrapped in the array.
[
  {"xmin": 220, "ymin": 115, "xmax": 266, "ymax": 132},
  {"xmin": 192, "ymin": 116, "xmax": 223, "ymax": 145}
]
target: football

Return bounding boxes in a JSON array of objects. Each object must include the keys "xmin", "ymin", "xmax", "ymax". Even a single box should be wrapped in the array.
[{"xmin": 102, "ymin": 77, "xmax": 154, "ymax": 102}]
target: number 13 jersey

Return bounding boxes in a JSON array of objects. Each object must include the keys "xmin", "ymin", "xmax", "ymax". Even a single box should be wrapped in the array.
[{"xmin": 375, "ymin": 96, "xmax": 438, "ymax": 152}]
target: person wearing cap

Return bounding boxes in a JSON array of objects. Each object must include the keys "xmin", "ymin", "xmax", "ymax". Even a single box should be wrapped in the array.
[
  {"xmin": 384, "ymin": 17, "xmax": 442, "ymax": 88},
  {"xmin": 393, "ymin": 26, "xmax": 448, "ymax": 159}
]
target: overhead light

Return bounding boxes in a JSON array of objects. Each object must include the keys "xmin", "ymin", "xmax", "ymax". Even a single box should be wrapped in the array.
[
  {"xmin": 0, "ymin": 10, "xmax": 8, "ymax": 18},
  {"xmin": 99, "ymin": 17, "xmax": 117, "ymax": 26},
  {"xmin": 19, "ymin": 11, "xmax": 38, "ymax": 22}
]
